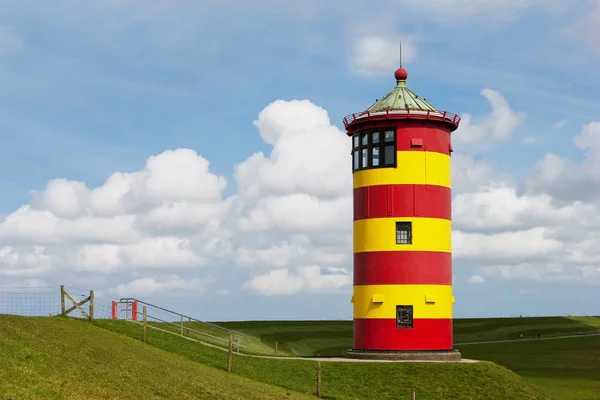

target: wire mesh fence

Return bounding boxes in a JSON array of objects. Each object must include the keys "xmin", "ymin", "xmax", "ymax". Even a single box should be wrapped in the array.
[
  {"xmin": 0, "ymin": 288, "xmax": 62, "ymax": 316},
  {"xmin": 0, "ymin": 285, "xmax": 121, "ymax": 320}
]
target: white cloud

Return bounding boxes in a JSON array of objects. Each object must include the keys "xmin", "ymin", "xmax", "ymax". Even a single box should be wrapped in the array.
[
  {"xmin": 467, "ymin": 275, "xmax": 486, "ymax": 284},
  {"xmin": 110, "ymin": 275, "xmax": 212, "ymax": 297},
  {"xmin": 0, "ymin": 26, "xmax": 23, "ymax": 56},
  {"xmin": 0, "ymin": 149, "xmax": 232, "ymax": 278},
  {"xmin": 243, "ymin": 266, "xmax": 351, "ymax": 296},
  {"xmin": 568, "ymin": 0, "xmax": 600, "ymax": 53},
  {"xmin": 522, "ymin": 122, "xmax": 600, "ymax": 202},
  {"xmin": 350, "ymin": 36, "xmax": 416, "ymax": 77},
  {"xmin": 451, "ymin": 154, "xmax": 498, "ymax": 193},
  {"xmin": 453, "ymin": 89, "xmax": 526, "ymax": 147},
  {"xmin": 231, "ymin": 99, "xmax": 354, "ymax": 289},
  {"xmin": 451, "ymin": 120, "xmax": 600, "ymax": 285},
  {"xmin": 3, "ymin": 95, "xmax": 600, "ymax": 297}
]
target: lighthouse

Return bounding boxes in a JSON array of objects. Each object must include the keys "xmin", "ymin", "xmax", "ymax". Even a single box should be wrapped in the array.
[{"xmin": 344, "ymin": 65, "xmax": 461, "ymax": 361}]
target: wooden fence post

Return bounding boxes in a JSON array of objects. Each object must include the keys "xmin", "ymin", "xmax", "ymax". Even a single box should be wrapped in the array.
[
  {"xmin": 60, "ymin": 285, "xmax": 65, "ymax": 315},
  {"xmin": 142, "ymin": 306, "xmax": 147, "ymax": 343},
  {"xmin": 89, "ymin": 290, "xmax": 94, "ymax": 322},
  {"xmin": 180, "ymin": 316, "xmax": 184, "ymax": 337},
  {"xmin": 228, "ymin": 334, "xmax": 233, "ymax": 372},
  {"xmin": 316, "ymin": 361, "xmax": 322, "ymax": 398},
  {"xmin": 411, "ymin": 391, "xmax": 416, "ymax": 400}
]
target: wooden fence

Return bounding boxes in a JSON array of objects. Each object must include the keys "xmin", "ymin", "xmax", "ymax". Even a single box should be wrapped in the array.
[{"xmin": 60, "ymin": 285, "xmax": 94, "ymax": 321}]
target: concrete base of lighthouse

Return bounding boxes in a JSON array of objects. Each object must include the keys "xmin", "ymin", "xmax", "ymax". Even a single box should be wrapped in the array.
[{"xmin": 345, "ymin": 349, "xmax": 462, "ymax": 362}]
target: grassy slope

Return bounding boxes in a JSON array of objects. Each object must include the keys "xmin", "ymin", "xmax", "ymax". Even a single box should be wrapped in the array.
[
  {"xmin": 216, "ymin": 316, "xmax": 600, "ymax": 400},
  {"xmin": 0, "ymin": 315, "xmax": 313, "ymax": 400},
  {"xmin": 96, "ymin": 319, "xmax": 552, "ymax": 400},
  {"xmin": 460, "ymin": 336, "xmax": 600, "ymax": 400},
  {"xmin": 215, "ymin": 316, "xmax": 600, "ymax": 356}
]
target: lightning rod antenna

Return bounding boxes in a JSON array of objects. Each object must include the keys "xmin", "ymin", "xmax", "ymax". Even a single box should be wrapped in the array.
[{"xmin": 399, "ymin": 42, "xmax": 402, "ymax": 68}]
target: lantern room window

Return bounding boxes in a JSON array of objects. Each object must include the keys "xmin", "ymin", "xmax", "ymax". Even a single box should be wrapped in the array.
[{"xmin": 352, "ymin": 128, "xmax": 396, "ymax": 172}]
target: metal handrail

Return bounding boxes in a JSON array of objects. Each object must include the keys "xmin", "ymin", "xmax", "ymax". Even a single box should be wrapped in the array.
[
  {"xmin": 119, "ymin": 297, "xmax": 246, "ymax": 339},
  {"xmin": 343, "ymin": 109, "xmax": 461, "ymax": 129},
  {"xmin": 122, "ymin": 308, "xmax": 247, "ymax": 349}
]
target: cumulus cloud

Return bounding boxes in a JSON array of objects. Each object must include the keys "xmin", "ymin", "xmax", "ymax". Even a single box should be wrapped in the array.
[
  {"xmin": 110, "ymin": 275, "xmax": 212, "ymax": 297},
  {"xmin": 231, "ymin": 99, "xmax": 353, "ymax": 282},
  {"xmin": 452, "ymin": 121, "xmax": 600, "ymax": 284},
  {"xmin": 243, "ymin": 266, "xmax": 351, "ymax": 296},
  {"xmin": 467, "ymin": 275, "xmax": 486, "ymax": 284},
  {"xmin": 568, "ymin": 0, "xmax": 600, "ymax": 53},
  {"xmin": 522, "ymin": 122, "xmax": 600, "ymax": 202},
  {"xmin": 453, "ymin": 89, "xmax": 526, "ymax": 147},
  {"xmin": 0, "ymin": 149, "xmax": 232, "ymax": 278},
  {"xmin": 350, "ymin": 36, "xmax": 416, "ymax": 77},
  {"xmin": 3, "ymin": 93, "xmax": 600, "ymax": 297}
]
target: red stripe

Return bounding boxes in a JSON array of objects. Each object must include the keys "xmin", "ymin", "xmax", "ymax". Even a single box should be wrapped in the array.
[
  {"xmin": 353, "ymin": 185, "xmax": 451, "ymax": 220},
  {"xmin": 353, "ymin": 318, "xmax": 453, "ymax": 351},
  {"xmin": 354, "ymin": 251, "xmax": 452, "ymax": 285},
  {"xmin": 396, "ymin": 125, "xmax": 450, "ymax": 155}
]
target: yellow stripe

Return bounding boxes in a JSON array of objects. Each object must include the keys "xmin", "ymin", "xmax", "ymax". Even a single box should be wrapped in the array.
[
  {"xmin": 353, "ymin": 151, "xmax": 451, "ymax": 189},
  {"xmin": 353, "ymin": 284, "xmax": 453, "ymax": 319},
  {"xmin": 354, "ymin": 217, "xmax": 451, "ymax": 253}
]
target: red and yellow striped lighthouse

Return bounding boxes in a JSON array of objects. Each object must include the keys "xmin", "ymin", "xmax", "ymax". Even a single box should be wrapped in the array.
[{"xmin": 344, "ymin": 66, "xmax": 461, "ymax": 360}]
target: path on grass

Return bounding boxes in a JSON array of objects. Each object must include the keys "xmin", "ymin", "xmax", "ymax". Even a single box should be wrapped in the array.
[{"xmin": 132, "ymin": 321, "xmax": 600, "ymax": 363}]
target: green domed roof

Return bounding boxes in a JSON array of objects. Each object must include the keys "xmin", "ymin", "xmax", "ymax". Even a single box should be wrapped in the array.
[{"xmin": 366, "ymin": 68, "xmax": 438, "ymax": 112}]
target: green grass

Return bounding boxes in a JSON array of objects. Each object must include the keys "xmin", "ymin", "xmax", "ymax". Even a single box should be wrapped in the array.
[
  {"xmin": 214, "ymin": 316, "xmax": 600, "ymax": 356},
  {"xmin": 460, "ymin": 336, "xmax": 600, "ymax": 400},
  {"xmin": 213, "ymin": 316, "xmax": 600, "ymax": 400},
  {"xmin": 0, "ymin": 314, "xmax": 314, "ymax": 400},
  {"xmin": 96, "ymin": 319, "xmax": 552, "ymax": 400}
]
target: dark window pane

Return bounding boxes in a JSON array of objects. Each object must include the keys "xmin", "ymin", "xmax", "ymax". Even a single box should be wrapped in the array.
[
  {"xmin": 362, "ymin": 149, "xmax": 368, "ymax": 168},
  {"xmin": 372, "ymin": 131, "xmax": 380, "ymax": 144},
  {"xmin": 353, "ymin": 150, "xmax": 359, "ymax": 170},
  {"xmin": 396, "ymin": 305, "xmax": 414, "ymax": 329},
  {"xmin": 353, "ymin": 135, "xmax": 359, "ymax": 149},
  {"xmin": 384, "ymin": 145, "xmax": 395, "ymax": 165},
  {"xmin": 384, "ymin": 130, "xmax": 395, "ymax": 142},
  {"xmin": 362, "ymin": 133, "xmax": 369, "ymax": 146},
  {"xmin": 396, "ymin": 221, "xmax": 412, "ymax": 244},
  {"xmin": 372, "ymin": 147, "xmax": 380, "ymax": 166}
]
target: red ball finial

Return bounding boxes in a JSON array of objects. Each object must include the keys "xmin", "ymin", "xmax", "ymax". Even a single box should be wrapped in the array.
[{"xmin": 394, "ymin": 67, "xmax": 408, "ymax": 81}]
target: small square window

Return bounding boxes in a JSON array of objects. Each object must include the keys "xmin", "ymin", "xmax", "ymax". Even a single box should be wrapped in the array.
[
  {"xmin": 353, "ymin": 135, "xmax": 359, "ymax": 149},
  {"xmin": 396, "ymin": 305, "xmax": 413, "ymax": 328},
  {"xmin": 396, "ymin": 221, "xmax": 412, "ymax": 244},
  {"xmin": 372, "ymin": 147, "xmax": 380, "ymax": 166},
  {"xmin": 361, "ymin": 133, "xmax": 369, "ymax": 146},
  {"xmin": 353, "ymin": 150, "xmax": 359, "ymax": 171},
  {"xmin": 362, "ymin": 149, "xmax": 368, "ymax": 168},
  {"xmin": 372, "ymin": 131, "xmax": 380, "ymax": 144},
  {"xmin": 384, "ymin": 130, "xmax": 395, "ymax": 142}
]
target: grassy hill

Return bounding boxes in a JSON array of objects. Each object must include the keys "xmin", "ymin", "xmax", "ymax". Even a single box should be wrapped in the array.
[
  {"xmin": 0, "ymin": 314, "xmax": 313, "ymax": 400},
  {"xmin": 5, "ymin": 313, "xmax": 597, "ymax": 399},
  {"xmin": 96, "ymin": 319, "xmax": 553, "ymax": 400},
  {"xmin": 215, "ymin": 316, "xmax": 600, "ymax": 356},
  {"xmin": 214, "ymin": 316, "xmax": 600, "ymax": 400}
]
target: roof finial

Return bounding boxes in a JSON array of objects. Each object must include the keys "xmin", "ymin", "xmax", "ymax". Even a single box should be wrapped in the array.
[{"xmin": 394, "ymin": 42, "xmax": 408, "ymax": 82}]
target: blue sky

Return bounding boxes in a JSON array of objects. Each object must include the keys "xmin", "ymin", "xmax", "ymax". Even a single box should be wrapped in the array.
[{"xmin": 1, "ymin": 0, "xmax": 600, "ymax": 321}]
